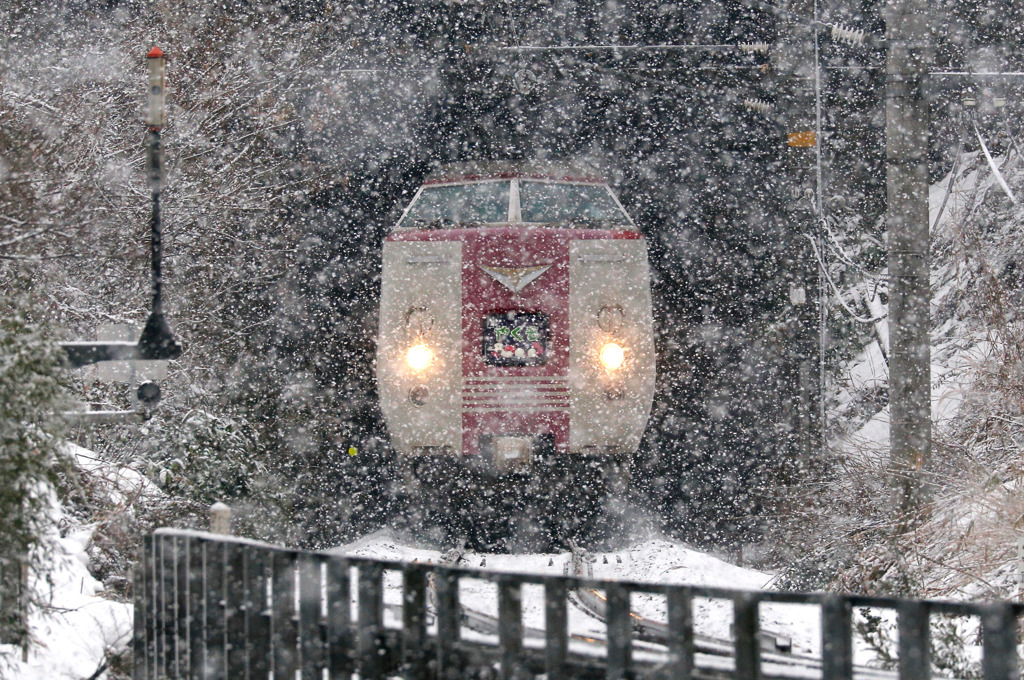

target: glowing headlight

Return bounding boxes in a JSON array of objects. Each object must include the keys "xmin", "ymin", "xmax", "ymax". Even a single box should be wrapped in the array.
[
  {"xmin": 406, "ymin": 344, "xmax": 433, "ymax": 371},
  {"xmin": 599, "ymin": 342, "xmax": 625, "ymax": 370}
]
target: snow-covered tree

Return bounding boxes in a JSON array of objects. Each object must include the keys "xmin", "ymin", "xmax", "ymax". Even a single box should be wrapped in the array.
[{"xmin": 0, "ymin": 289, "xmax": 68, "ymax": 645}]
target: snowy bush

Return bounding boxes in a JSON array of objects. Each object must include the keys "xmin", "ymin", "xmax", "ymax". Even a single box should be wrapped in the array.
[{"xmin": 0, "ymin": 289, "xmax": 69, "ymax": 646}]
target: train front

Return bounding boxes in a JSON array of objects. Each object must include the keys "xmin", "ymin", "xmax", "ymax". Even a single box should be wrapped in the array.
[{"xmin": 377, "ymin": 167, "xmax": 655, "ymax": 489}]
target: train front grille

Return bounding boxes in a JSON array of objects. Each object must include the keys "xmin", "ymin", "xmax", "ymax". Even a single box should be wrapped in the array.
[{"xmin": 461, "ymin": 376, "xmax": 569, "ymax": 412}]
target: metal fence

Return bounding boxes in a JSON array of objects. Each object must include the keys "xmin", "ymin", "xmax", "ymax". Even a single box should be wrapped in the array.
[
  {"xmin": 0, "ymin": 555, "xmax": 27, "ymax": 649},
  {"xmin": 133, "ymin": 528, "xmax": 1022, "ymax": 679}
]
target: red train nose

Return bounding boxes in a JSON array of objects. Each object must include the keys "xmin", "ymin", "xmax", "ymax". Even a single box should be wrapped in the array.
[{"xmin": 460, "ymin": 227, "xmax": 573, "ymax": 461}]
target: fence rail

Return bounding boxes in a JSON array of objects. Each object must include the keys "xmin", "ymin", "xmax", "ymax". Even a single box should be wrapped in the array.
[{"xmin": 133, "ymin": 529, "xmax": 1022, "ymax": 679}]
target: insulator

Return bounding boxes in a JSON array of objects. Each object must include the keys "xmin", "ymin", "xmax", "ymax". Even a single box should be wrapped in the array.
[
  {"xmin": 829, "ymin": 23, "xmax": 867, "ymax": 46},
  {"xmin": 738, "ymin": 42, "xmax": 771, "ymax": 53},
  {"xmin": 743, "ymin": 98, "xmax": 773, "ymax": 115}
]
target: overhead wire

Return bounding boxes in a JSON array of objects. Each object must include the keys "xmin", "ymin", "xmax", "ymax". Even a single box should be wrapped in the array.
[
  {"xmin": 931, "ymin": 139, "xmax": 965, "ymax": 231},
  {"xmin": 806, "ymin": 234, "xmax": 885, "ymax": 324},
  {"xmin": 973, "ymin": 119, "xmax": 1018, "ymax": 205}
]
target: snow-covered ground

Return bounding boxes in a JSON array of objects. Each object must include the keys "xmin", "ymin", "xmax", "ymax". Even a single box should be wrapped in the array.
[
  {"xmin": 0, "ymin": 442, "xmax": 146, "ymax": 679},
  {"xmin": 0, "ymin": 527, "xmax": 133, "ymax": 680}
]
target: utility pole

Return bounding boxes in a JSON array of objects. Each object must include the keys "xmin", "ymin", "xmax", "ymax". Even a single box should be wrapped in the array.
[
  {"xmin": 774, "ymin": 0, "xmax": 823, "ymax": 469},
  {"xmin": 885, "ymin": 0, "xmax": 932, "ymax": 514}
]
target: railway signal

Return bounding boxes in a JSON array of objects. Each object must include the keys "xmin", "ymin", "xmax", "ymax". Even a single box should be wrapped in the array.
[{"xmin": 61, "ymin": 46, "xmax": 182, "ymax": 422}]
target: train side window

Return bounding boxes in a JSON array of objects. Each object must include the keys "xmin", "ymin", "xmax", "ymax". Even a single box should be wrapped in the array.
[
  {"xmin": 518, "ymin": 181, "xmax": 630, "ymax": 226},
  {"xmin": 400, "ymin": 181, "xmax": 510, "ymax": 227}
]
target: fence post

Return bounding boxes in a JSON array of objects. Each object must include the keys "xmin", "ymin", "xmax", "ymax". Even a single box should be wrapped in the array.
[
  {"xmin": 897, "ymin": 600, "xmax": 930, "ymax": 679},
  {"xmin": 299, "ymin": 554, "xmax": 325, "ymax": 678},
  {"xmin": 666, "ymin": 587, "xmax": 694, "ymax": 679},
  {"xmin": 733, "ymin": 592, "xmax": 761, "ymax": 680},
  {"xmin": 326, "ymin": 558, "xmax": 353, "ymax": 678},
  {"xmin": 174, "ymin": 535, "xmax": 190, "ymax": 679},
  {"xmin": 402, "ymin": 564, "xmax": 428, "ymax": 680},
  {"xmin": 244, "ymin": 547, "xmax": 271, "ymax": 680},
  {"xmin": 435, "ymin": 568, "xmax": 461, "ymax": 680},
  {"xmin": 187, "ymin": 538, "xmax": 204, "ymax": 680},
  {"xmin": 205, "ymin": 540, "xmax": 227, "ymax": 679},
  {"xmin": 143, "ymin": 535, "xmax": 157, "ymax": 680},
  {"xmin": 271, "ymin": 551, "xmax": 298, "ymax": 680},
  {"xmin": 606, "ymin": 583, "xmax": 632, "ymax": 680},
  {"xmin": 160, "ymin": 533, "xmax": 177, "ymax": 679},
  {"xmin": 821, "ymin": 595, "xmax": 853, "ymax": 680},
  {"xmin": 132, "ymin": 543, "xmax": 148, "ymax": 680},
  {"xmin": 358, "ymin": 563, "xmax": 385, "ymax": 679},
  {"xmin": 498, "ymin": 577, "xmax": 523, "ymax": 680},
  {"xmin": 210, "ymin": 502, "xmax": 232, "ymax": 536},
  {"xmin": 225, "ymin": 542, "xmax": 247, "ymax": 678},
  {"xmin": 981, "ymin": 603, "xmax": 1019, "ymax": 680},
  {"xmin": 544, "ymin": 580, "xmax": 568, "ymax": 680}
]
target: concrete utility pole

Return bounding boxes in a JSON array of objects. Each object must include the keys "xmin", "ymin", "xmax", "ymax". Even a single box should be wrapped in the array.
[
  {"xmin": 774, "ymin": 0, "xmax": 823, "ymax": 468},
  {"xmin": 885, "ymin": 0, "xmax": 932, "ymax": 513}
]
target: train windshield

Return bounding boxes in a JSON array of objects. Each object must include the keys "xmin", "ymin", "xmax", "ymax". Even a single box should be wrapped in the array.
[
  {"xmin": 401, "ymin": 181, "xmax": 510, "ymax": 227},
  {"xmin": 519, "ymin": 181, "xmax": 630, "ymax": 226}
]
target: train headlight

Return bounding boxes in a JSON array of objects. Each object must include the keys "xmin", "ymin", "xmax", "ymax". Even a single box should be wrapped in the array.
[
  {"xmin": 406, "ymin": 344, "xmax": 433, "ymax": 371},
  {"xmin": 599, "ymin": 342, "xmax": 625, "ymax": 370}
]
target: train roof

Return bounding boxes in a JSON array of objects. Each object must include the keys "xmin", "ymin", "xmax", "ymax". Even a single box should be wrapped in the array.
[{"xmin": 423, "ymin": 161, "xmax": 607, "ymax": 186}]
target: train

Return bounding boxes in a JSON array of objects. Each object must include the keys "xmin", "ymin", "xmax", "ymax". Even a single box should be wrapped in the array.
[{"xmin": 376, "ymin": 162, "xmax": 655, "ymax": 547}]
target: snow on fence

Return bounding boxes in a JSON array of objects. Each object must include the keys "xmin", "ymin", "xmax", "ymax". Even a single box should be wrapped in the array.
[{"xmin": 133, "ymin": 528, "xmax": 1022, "ymax": 680}]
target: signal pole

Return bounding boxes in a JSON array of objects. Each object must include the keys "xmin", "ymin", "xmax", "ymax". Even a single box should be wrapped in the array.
[
  {"xmin": 138, "ymin": 46, "xmax": 182, "ymax": 362},
  {"xmin": 884, "ymin": 0, "xmax": 932, "ymax": 513}
]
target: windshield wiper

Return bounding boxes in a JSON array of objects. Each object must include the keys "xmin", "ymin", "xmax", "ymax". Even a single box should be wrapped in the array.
[
  {"xmin": 564, "ymin": 217, "xmax": 620, "ymax": 229},
  {"xmin": 410, "ymin": 217, "xmax": 457, "ymax": 229}
]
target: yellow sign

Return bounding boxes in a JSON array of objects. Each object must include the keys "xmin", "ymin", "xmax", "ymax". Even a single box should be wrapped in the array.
[
  {"xmin": 348, "ymin": 447, "xmax": 357, "ymax": 457},
  {"xmin": 787, "ymin": 131, "xmax": 817, "ymax": 147}
]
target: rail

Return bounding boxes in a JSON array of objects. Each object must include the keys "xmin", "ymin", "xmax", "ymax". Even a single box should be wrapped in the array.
[{"xmin": 133, "ymin": 529, "xmax": 1022, "ymax": 679}]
